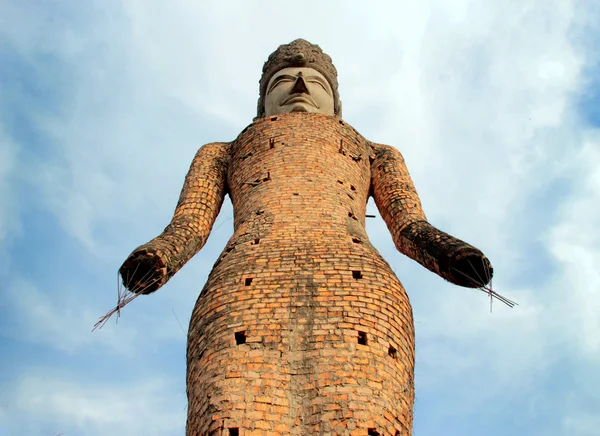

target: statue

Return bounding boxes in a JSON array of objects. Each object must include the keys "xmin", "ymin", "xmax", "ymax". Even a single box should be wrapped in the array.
[{"xmin": 118, "ymin": 39, "xmax": 494, "ymax": 435}]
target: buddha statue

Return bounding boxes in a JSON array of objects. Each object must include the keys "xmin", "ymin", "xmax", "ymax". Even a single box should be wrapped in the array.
[{"xmin": 119, "ymin": 39, "xmax": 493, "ymax": 435}]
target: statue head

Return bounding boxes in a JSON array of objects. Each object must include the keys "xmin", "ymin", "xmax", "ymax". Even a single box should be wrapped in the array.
[{"xmin": 257, "ymin": 39, "xmax": 342, "ymax": 119}]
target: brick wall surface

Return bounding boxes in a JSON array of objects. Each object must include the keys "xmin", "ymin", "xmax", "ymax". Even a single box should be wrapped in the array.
[
  {"xmin": 123, "ymin": 112, "xmax": 492, "ymax": 435},
  {"xmin": 186, "ymin": 113, "xmax": 417, "ymax": 436}
]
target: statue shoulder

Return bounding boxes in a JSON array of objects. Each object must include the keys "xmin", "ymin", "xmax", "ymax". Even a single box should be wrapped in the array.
[
  {"xmin": 193, "ymin": 142, "xmax": 233, "ymax": 161},
  {"xmin": 197, "ymin": 141, "xmax": 232, "ymax": 155},
  {"xmin": 190, "ymin": 142, "xmax": 232, "ymax": 172},
  {"xmin": 367, "ymin": 141, "xmax": 405, "ymax": 163}
]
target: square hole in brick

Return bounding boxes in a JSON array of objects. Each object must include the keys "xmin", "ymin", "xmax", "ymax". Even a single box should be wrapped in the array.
[
  {"xmin": 229, "ymin": 429, "xmax": 239, "ymax": 436},
  {"xmin": 358, "ymin": 331, "xmax": 368, "ymax": 345},
  {"xmin": 245, "ymin": 278, "xmax": 253, "ymax": 286},
  {"xmin": 253, "ymin": 238, "xmax": 260, "ymax": 245},
  {"xmin": 388, "ymin": 345, "xmax": 398, "ymax": 359},
  {"xmin": 352, "ymin": 270, "xmax": 363, "ymax": 279},
  {"xmin": 270, "ymin": 116, "xmax": 278, "ymax": 121},
  {"xmin": 352, "ymin": 237, "xmax": 362, "ymax": 244},
  {"xmin": 368, "ymin": 429, "xmax": 380, "ymax": 436},
  {"xmin": 235, "ymin": 331, "xmax": 246, "ymax": 345}
]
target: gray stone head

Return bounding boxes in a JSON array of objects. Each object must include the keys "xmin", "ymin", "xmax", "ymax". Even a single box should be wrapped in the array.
[{"xmin": 257, "ymin": 39, "xmax": 342, "ymax": 119}]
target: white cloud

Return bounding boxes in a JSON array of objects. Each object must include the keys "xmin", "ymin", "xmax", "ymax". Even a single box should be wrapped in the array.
[
  {"xmin": 0, "ymin": 127, "xmax": 19, "ymax": 276},
  {"xmin": 546, "ymin": 137, "xmax": 600, "ymax": 357},
  {"xmin": 0, "ymin": 371, "xmax": 184, "ymax": 436},
  {"xmin": 2, "ymin": 278, "xmax": 140, "ymax": 356},
  {"xmin": 563, "ymin": 412, "xmax": 600, "ymax": 436},
  {"xmin": 2, "ymin": 0, "xmax": 600, "ymax": 434}
]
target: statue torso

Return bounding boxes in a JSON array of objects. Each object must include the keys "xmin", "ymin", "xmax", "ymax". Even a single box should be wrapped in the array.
[
  {"xmin": 187, "ymin": 113, "xmax": 414, "ymax": 435},
  {"xmin": 228, "ymin": 112, "xmax": 372, "ymax": 243}
]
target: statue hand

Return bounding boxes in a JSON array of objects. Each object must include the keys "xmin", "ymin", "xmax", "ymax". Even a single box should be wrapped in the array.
[
  {"xmin": 446, "ymin": 246, "xmax": 493, "ymax": 288},
  {"xmin": 119, "ymin": 248, "xmax": 168, "ymax": 294}
]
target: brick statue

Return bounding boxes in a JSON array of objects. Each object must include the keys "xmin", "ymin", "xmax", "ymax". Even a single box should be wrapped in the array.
[{"xmin": 119, "ymin": 39, "xmax": 493, "ymax": 435}]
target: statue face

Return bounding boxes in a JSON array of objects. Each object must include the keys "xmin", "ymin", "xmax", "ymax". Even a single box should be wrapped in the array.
[{"xmin": 264, "ymin": 67, "xmax": 335, "ymax": 116}]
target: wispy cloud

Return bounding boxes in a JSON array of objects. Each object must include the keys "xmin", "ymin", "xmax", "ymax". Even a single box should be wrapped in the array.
[
  {"xmin": 0, "ymin": 371, "xmax": 185, "ymax": 436},
  {"xmin": 2, "ymin": 278, "xmax": 140, "ymax": 356},
  {"xmin": 1, "ymin": 0, "xmax": 599, "ymax": 435},
  {"xmin": 0, "ymin": 128, "xmax": 19, "ymax": 275}
]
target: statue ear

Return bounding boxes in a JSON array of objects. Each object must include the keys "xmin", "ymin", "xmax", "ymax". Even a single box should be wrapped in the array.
[
  {"xmin": 337, "ymin": 99, "xmax": 342, "ymax": 117},
  {"xmin": 255, "ymin": 98, "xmax": 264, "ymax": 120}
]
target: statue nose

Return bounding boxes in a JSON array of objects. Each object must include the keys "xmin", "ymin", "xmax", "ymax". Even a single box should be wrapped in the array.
[{"xmin": 291, "ymin": 77, "xmax": 309, "ymax": 94}]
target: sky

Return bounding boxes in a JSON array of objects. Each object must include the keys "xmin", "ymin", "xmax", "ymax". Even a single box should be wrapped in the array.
[{"xmin": 1, "ymin": 0, "xmax": 599, "ymax": 435}]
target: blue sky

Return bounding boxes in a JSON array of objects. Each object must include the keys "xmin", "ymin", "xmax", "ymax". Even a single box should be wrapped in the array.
[{"xmin": 1, "ymin": 1, "xmax": 599, "ymax": 435}]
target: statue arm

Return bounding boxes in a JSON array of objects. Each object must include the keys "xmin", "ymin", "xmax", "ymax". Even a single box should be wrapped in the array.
[
  {"xmin": 119, "ymin": 141, "xmax": 231, "ymax": 294},
  {"xmin": 369, "ymin": 142, "xmax": 493, "ymax": 288}
]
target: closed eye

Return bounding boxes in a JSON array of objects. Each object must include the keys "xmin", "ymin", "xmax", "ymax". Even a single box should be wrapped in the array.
[
  {"xmin": 308, "ymin": 79, "xmax": 330, "ymax": 94},
  {"xmin": 267, "ymin": 75, "xmax": 296, "ymax": 93},
  {"xmin": 268, "ymin": 74, "xmax": 332, "ymax": 96}
]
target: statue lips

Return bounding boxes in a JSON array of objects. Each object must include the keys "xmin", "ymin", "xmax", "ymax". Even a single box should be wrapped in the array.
[{"xmin": 282, "ymin": 93, "xmax": 318, "ymax": 109}]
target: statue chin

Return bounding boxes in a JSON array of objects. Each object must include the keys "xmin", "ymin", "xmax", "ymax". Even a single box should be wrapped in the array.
[
  {"xmin": 289, "ymin": 105, "xmax": 310, "ymax": 113},
  {"xmin": 284, "ymin": 102, "xmax": 321, "ymax": 114}
]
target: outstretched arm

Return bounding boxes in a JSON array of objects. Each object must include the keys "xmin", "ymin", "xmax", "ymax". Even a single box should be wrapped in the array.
[
  {"xmin": 370, "ymin": 142, "xmax": 492, "ymax": 288},
  {"xmin": 120, "ymin": 142, "xmax": 231, "ymax": 294}
]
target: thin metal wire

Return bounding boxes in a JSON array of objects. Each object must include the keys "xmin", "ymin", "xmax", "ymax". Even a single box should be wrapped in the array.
[
  {"xmin": 450, "ymin": 266, "xmax": 517, "ymax": 309},
  {"xmin": 92, "ymin": 272, "xmax": 162, "ymax": 331}
]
